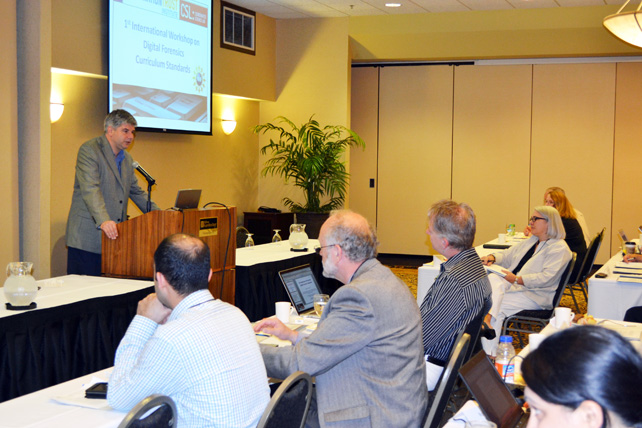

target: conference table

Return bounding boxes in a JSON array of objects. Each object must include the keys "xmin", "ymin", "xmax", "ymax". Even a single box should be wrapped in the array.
[
  {"xmin": 235, "ymin": 240, "xmax": 341, "ymax": 322},
  {"xmin": 588, "ymin": 250, "xmax": 642, "ymax": 320},
  {"xmin": 0, "ymin": 275, "xmax": 153, "ymax": 403}
]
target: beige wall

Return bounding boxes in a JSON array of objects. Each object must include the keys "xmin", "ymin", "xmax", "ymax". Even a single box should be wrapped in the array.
[
  {"xmin": 0, "ymin": 1, "xmax": 19, "ymax": 272},
  {"xmin": 350, "ymin": 61, "xmax": 638, "ymax": 262},
  {"xmin": 348, "ymin": 6, "xmax": 642, "ymax": 62},
  {"xmin": 257, "ymin": 18, "xmax": 352, "ymax": 213}
]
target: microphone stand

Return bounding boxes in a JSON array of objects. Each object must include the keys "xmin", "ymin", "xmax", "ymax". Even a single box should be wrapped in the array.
[{"xmin": 144, "ymin": 176, "xmax": 156, "ymax": 213}]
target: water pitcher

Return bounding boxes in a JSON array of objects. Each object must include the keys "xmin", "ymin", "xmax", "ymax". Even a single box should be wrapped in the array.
[
  {"xmin": 4, "ymin": 262, "xmax": 38, "ymax": 307},
  {"xmin": 288, "ymin": 223, "xmax": 309, "ymax": 250}
]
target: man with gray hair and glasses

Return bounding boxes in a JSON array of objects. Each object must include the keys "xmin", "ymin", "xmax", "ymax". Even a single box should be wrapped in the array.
[
  {"xmin": 254, "ymin": 210, "xmax": 428, "ymax": 428},
  {"xmin": 421, "ymin": 199, "xmax": 491, "ymax": 390}
]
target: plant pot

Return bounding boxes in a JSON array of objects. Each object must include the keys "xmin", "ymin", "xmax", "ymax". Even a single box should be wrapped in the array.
[{"xmin": 294, "ymin": 212, "xmax": 330, "ymax": 239}]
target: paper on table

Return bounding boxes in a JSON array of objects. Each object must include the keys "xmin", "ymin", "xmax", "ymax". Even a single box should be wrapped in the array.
[
  {"xmin": 617, "ymin": 275, "xmax": 642, "ymax": 284},
  {"xmin": 485, "ymin": 264, "xmax": 508, "ymax": 277},
  {"xmin": 52, "ymin": 376, "xmax": 111, "ymax": 410}
]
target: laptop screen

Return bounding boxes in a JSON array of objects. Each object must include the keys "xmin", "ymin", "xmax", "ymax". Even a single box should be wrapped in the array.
[
  {"xmin": 459, "ymin": 351, "xmax": 525, "ymax": 428},
  {"xmin": 279, "ymin": 265, "xmax": 324, "ymax": 314},
  {"xmin": 174, "ymin": 189, "xmax": 201, "ymax": 210}
]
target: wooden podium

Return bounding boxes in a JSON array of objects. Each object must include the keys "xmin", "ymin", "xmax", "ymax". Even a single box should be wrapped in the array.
[{"xmin": 102, "ymin": 207, "xmax": 236, "ymax": 304}]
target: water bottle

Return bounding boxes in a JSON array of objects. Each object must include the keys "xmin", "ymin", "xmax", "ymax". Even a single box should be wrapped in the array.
[{"xmin": 495, "ymin": 335, "xmax": 516, "ymax": 383}]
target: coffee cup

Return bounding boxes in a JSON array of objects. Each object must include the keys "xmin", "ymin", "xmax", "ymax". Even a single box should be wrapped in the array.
[
  {"xmin": 625, "ymin": 241, "xmax": 636, "ymax": 255},
  {"xmin": 275, "ymin": 301, "xmax": 293, "ymax": 324},
  {"xmin": 528, "ymin": 333, "xmax": 546, "ymax": 351},
  {"xmin": 554, "ymin": 307, "xmax": 574, "ymax": 328},
  {"xmin": 498, "ymin": 233, "xmax": 507, "ymax": 244}
]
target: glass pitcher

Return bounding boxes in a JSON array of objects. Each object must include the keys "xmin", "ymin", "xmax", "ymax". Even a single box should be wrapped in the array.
[
  {"xmin": 4, "ymin": 262, "xmax": 38, "ymax": 307},
  {"xmin": 288, "ymin": 223, "xmax": 309, "ymax": 250}
]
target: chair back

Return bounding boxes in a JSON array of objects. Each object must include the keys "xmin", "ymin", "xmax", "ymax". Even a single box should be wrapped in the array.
[
  {"xmin": 236, "ymin": 226, "xmax": 250, "ymax": 249},
  {"xmin": 462, "ymin": 298, "xmax": 491, "ymax": 362},
  {"xmin": 550, "ymin": 252, "xmax": 576, "ymax": 310},
  {"xmin": 117, "ymin": 394, "xmax": 177, "ymax": 428},
  {"xmin": 423, "ymin": 333, "xmax": 470, "ymax": 428},
  {"xmin": 257, "ymin": 371, "xmax": 313, "ymax": 428},
  {"xmin": 577, "ymin": 228, "xmax": 605, "ymax": 283}
]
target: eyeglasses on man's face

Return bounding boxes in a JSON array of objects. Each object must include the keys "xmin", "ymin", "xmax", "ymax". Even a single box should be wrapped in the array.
[{"xmin": 314, "ymin": 244, "xmax": 338, "ymax": 254}]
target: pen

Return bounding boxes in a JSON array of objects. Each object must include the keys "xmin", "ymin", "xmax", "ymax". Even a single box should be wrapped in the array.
[{"xmin": 255, "ymin": 333, "xmax": 270, "ymax": 337}]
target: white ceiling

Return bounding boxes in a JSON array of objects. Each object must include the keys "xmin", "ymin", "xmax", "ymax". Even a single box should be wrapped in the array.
[{"xmin": 228, "ymin": 0, "xmax": 624, "ymax": 19}]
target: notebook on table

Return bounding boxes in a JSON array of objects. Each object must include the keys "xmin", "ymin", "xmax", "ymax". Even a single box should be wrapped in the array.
[
  {"xmin": 459, "ymin": 351, "xmax": 529, "ymax": 428},
  {"xmin": 278, "ymin": 264, "xmax": 324, "ymax": 315}
]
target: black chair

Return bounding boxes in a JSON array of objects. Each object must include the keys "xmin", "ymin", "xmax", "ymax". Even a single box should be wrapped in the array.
[
  {"xmin": 422, "ymin": 333, "xmax": 470, "ymax": 428},
  {"xmin": 117, "ymin": 394, "xmax": 177, "ymax": 428},
  {"xmin": 501, "ymin": 252, "xmax": 576, "ymax": 348},
  {"xmin": 236, "ymin": 226, "xmax": 250, "ymax": 249},
  {"xmin": 463, "ymin": 297, "xmax": 492, "ymax": 363},
  {"xmin": 257, "ymin": 371, "xmax": 313, "ymax": 428},
  {"xmin": 564, "ymin": 228, "xmax": 605, "ymax": 313}
]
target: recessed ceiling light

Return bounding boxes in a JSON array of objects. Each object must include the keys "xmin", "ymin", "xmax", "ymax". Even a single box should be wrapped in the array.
[{"xmin": 385, "ymin": 3, "xmax": 402, "ymax": 7}]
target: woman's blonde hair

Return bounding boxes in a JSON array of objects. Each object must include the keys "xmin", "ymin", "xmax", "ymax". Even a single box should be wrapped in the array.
[{"xmin": 544, "ymin": 187, "xmax": 576, "ymax": 219}]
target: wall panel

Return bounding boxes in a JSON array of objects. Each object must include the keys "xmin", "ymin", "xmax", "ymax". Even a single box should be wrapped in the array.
[
  {"xmin": 612, "ymin": 63, "xmax": 642, "ymax": 254},
  {"xmin": 531, "ymin": 63, "xmax": 615, "ymax": 263},
  {"xmin": 349, "ymin": 67, "xmax": 379, "ymax": 225},
  {"xmin": 452, "ymin": 65, "xmax": 532, "ymax": 246},
  {"xmin": 378, "ymin": 65, "xmax": 454, "ymax": 254}
]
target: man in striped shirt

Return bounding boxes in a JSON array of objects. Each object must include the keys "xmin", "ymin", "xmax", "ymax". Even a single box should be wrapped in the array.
[{"xmin": 421, "ymin": 200, "xmax": 492, "ymax": 390}]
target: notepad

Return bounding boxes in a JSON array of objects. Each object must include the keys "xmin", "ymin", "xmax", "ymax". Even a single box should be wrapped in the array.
[{"xmin": 485, "ymin": 264, "xmax": 508, "ymax": 277}]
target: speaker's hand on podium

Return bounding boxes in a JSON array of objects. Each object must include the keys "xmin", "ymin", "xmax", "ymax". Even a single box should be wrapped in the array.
[{"xmin": 101, "ymin": 220, "xmax": 118, "ymax": 240}]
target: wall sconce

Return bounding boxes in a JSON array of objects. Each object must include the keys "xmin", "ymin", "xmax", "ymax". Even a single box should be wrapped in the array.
[
  {"xmin": 221, "ymin": 119, "xmax": 237, "ymax": 135},
  {"xmin": 50, "ymin": 102, "xmax": 64, "ymax": 123}
]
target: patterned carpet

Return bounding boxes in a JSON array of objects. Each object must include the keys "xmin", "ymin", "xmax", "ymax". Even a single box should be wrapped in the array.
[{"xmin": 388, "ymin": 265, "xmax": 588, "ymax": 350}]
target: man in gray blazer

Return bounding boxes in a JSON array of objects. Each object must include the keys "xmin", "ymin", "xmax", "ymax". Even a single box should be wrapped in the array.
[
  {"xmin": 66, "ymin": 109, "xmax": 159, "ymax": 276},
  {"xmin": 254, "ymin": 210, "xmax": 428, "ymax": 428}
]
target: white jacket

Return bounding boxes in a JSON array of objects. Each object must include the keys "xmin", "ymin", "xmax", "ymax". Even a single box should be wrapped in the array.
[{"xmin": 493, "ymin": 236, "xmax": 572, "ymax": 309}]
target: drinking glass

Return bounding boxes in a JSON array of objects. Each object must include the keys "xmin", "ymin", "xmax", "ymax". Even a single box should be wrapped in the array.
[
  {"xmin": 313, "ymin": 294, "xmax": 329, "ymax": 317},
  {"xmin": 272, "ymin": 229, "xmax": 282, "ymax": 243},
  {"xmin": 244, "ymin": 233, "xmax": 255, "ymax": 248}
]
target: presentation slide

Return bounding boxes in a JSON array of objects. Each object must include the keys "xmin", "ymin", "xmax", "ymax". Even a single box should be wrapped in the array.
[{"xmin": 109, "ymin": 0, "xmax": 212, "ymax": 134}]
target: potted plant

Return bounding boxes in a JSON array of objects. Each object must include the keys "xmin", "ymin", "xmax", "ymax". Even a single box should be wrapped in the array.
[{"xmin": 253, "ymin": 116, "xmax": 365, "ymax": 237}]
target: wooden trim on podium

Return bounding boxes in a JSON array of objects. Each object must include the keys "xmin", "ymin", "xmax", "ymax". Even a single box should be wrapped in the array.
[{"xmin": 102, "ymin": 207, "xmax": 237, "ymax": 304}]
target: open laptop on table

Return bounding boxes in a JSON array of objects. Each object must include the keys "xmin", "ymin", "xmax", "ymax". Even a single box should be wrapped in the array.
[
  {"xmin": 459, "ymin": 351, "xmax": 529, "ymax": 428},
  {"xmin": 172, "ymin": 189, "xmax": 201, "ymax": 210},
  {"xmin": 279, "ymin": 264, "xmax": 325, "ymax": 316}
]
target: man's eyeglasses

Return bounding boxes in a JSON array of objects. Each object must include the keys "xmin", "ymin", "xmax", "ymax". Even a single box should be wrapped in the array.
[
  {"xmin": 314, "ymin": 244, "xmax": 338, "ymax": 254},
  {"xmin": 529, "ymin": 216, "xmax": 547, "ymax": 224}
]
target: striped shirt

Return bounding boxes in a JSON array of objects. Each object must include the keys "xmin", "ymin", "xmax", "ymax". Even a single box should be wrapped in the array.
[
  {"xmin": 108, "ymin": 290, "xmax": 270, "ymax": 428},
  {"xmin": 420, "ymin": 248, "xmax": 491, "ymax": 363}
]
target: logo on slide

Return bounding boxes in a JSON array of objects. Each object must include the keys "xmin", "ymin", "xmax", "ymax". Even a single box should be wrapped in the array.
[{"xmin": 193, "ymin": 66, "xmax": 206, "ymax": 93}]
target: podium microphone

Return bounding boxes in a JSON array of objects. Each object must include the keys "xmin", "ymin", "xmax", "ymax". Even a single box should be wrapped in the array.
[{"xmin": 132, "ymin": 161, "xmax": 156, "ymax": 185}]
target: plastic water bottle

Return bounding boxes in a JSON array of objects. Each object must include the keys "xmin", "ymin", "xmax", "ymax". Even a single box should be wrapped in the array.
[{"xmin": 495, "ymin": 335, "xmax": 516, "ymax": 383}]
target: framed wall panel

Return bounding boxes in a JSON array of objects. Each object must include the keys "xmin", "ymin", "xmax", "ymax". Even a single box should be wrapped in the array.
[
  {"xmin": 452, "ymin": 65, "xmax": 533, "ymax": 246},
  {"xmin": 531, "ymin": 63, "xmax": 615, "ymax": 263},
  {"xmin": 377, "ymin": 65, "xmax": 454, "ymax": 255},
  {"xmin": 612, "ymin": 62, "xmax": 642, "ymax": 255},
  {"xmin": 349, "ymin": 67, "xmax": 379, "ymax": 226}
]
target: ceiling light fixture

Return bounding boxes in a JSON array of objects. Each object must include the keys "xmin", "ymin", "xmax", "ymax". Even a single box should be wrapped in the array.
[
  {"xmin": 603, "ymin": 0, "xmax": 642, "ymax": 48},
  {"xmin": 385, "ymin": 3, "xmax": 401, "ymax": 7}
]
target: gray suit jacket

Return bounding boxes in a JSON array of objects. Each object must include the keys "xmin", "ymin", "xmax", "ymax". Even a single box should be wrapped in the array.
[
  {"xmin": 66, "ymin": 135, "xmax": 158, "ymax": 254},
  {"xmin": 261, "ymin": 258, "xmax": 428, "ymax": 428}
]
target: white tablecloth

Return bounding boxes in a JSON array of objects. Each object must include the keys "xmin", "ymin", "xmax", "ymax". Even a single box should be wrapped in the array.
[
  {"xmin": 1, "ymin": 275, "xmax": 153, "ymax": 319},
  {"xmin": 0, "ymin": 368, "xmax": 125, "ymax": 428},
  {"xmin": 588, "ymin": 252, "xmax": 642, "ymax": 320},
  {"xmin": 236, "ymin": 240, "xmax": 320, "ymax": 267}
]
